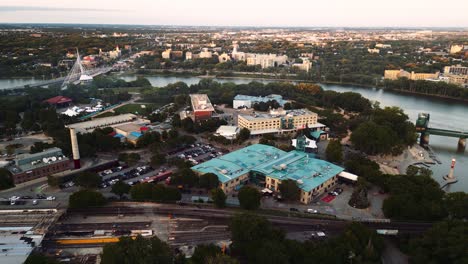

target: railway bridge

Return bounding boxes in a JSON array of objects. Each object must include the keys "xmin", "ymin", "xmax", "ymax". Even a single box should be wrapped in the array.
[{"xmin": 416, "ymin": 113, "xmax": 468, "ymax": 152}]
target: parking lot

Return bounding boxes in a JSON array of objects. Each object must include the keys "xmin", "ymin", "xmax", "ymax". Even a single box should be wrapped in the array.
[{"xmin": 167, "ymin": 142, "xmax": 229, "ymax": 165}]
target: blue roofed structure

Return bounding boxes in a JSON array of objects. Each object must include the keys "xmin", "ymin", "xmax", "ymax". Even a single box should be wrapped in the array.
[
  {"xmin": 192, "ymin": 144, "xmax": 345, "ymax": 204},
  {"xmin": 233, "ymin": 94, "xmax": 290, "ymax": 108}
]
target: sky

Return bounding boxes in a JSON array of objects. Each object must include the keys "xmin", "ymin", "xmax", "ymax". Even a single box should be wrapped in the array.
[{"xmin": 0, "ymin": 0, "xmax": 467, "ymax": 27}]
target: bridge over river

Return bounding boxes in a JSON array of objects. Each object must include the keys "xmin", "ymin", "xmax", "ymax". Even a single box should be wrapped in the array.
[{"xmin": 416, "ymin": 113, "xmax": 468, "ymax": 152}]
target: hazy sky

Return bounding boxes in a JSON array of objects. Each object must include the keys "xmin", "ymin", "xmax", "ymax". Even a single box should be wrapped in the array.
[{"xmin": 0, "ymin": 0, "xmax": 467, "ymax": 27}]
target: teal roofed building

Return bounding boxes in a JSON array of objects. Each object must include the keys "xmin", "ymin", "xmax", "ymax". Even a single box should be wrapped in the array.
[{"xmin": 191, "ymin": 144, "xmax": 345, "ymax": 204}]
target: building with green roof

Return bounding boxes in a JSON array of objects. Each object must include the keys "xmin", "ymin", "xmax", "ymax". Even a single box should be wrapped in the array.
[{"xmin": 191, "ymin": 144, "xmax": 344, "ymax": 204}]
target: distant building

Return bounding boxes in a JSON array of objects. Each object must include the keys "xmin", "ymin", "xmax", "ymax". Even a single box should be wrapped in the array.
[
  {"xmin": 375, "ymin": 43, "xmax": 392, "ymax": 49},
  {"xmin": 410, "ymin": 71, "xmax": 440, "ymax": 81},
  {"xmin": 185, "ymin": 51, "xmax": 193, "ymax": 60},
  {"xmin": 233, "ymin": 94, "xmax": 290, "ymax": 109},
  {"xmin": 192, "ymin": 144, "xmax": 345, "ymax": 204},
  {"xmin": 444, "ymin": 65, "xmax": 468, "ymax": 76},
  {"xmin": 99, "ymin": 46, "xmax": 121, "ymax": 60},
  {"xmin": 292, "ymin": 58, "xmax": 312, "ymax": 72},
  {"xmin": 44, "ymin": 96, "xmax": 73, "ymax": 108},
  {"xmin": 189, "ymin": 94, "xmax": 215, "ymax": 121},
  {"xmin": 114, "ymin": 123, "xmax": 144, "ymax": 145},
  {"xmin": 246, "ymin": 53, "xmax": 288, "ymax": 68},
  {"xmin": 199, "ymin": 48, "xmax": 213, "ymax": 59},
  {"xmin": 67, "ymin": 114, "xmax": 139, "ymax": 133},
  {"xmin": 215, "ymin": 125, "xmax": 240, "ymax": 140},
  {"xmin": 237, "ymin": 109, "xmax": 324, "ymax": 136},
  {"xmin": 231, "ymin": 42, "xmax": 288, "ymax": 68},
  {"xmin": 218, "ymin": 53, "xmax": 231, "ymax": 63},
  {"xmin": 162, "ymin": 49, "xmax": 172, "ymax": 59},
  {"xmin": 449, "ymin": 44, "xmax": 468, "ymax": 54},
  {"xmin": 384, "ymin": 69, "xmax": 439, "ymax": 81},
  {"xmin": 7, "ymin": 148, "xmax": 70, "ymax": 184},
  {"xmin": 443, "ymin": 65, "xmax": 468, "ymax": 87}
]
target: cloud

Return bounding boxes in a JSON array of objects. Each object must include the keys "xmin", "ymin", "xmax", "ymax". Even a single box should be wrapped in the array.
[{"xmin": 0, "ymin": 6, "xmax": 121, "ymax": 12}]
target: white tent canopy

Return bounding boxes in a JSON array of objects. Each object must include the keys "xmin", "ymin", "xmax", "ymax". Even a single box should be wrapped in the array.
[{"xmin": 338, "ymin": 171, "xmax": 358, "ymax": 182}]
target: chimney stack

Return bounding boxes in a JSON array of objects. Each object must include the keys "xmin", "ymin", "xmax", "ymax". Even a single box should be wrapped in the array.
[{"xmin": 69, "ymin": 128, "xmax": 81, "ymax": 169}]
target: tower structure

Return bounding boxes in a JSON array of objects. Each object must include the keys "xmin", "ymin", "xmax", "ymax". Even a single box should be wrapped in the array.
[{"xmin": 69, "ymin": 128, "xmax": 81, "ymax": 169}]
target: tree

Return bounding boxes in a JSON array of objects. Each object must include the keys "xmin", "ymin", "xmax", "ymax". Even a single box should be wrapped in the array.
[
  {"xmin": 130, "ymin": 183, "xmax": 153, "ymax": 201},
  {"xmin": 0, "ymin": 168, "xmax": 14, "ymax": 190},
  {"xmin": 150, "ymin": 153, "xmax": 167, "ymax": 167},
  {"xmin": 348, "ymin": 178, "xmax": 370, "ymax": 209},
  {"xmin": 101, "ymin": 235, "xmax": 175, "ymax": 264},
  {"xmin": 278, "ymin": 179, "xmax": 300, "ymax": 201},
  {"xmin": 382, "ymin": 175, "xmax": 446, "ymax": 221},
  {"xmin": 111, "ymin": 181, "xmax": 131, "ymax": 199},
  {"xmin": 237, "ymin": 128, "xmax": 251, "ymax": 142},
  {"xmin": 47, "ymin": 175, "xmax": 59, "ymax": 187},
  {"xmin": 238, "ymin": 186, "xmax": 261, "ymax": 210},
  {"xmin": 171, "ymin": 168, "xmax": 199, "ymax": 188},
  {"xmin": 444, "ymin": 192, "xmax": 468, "ymax": 219},
  {"xmin": 351, "ymin": 121, "xmax": 398, "ymax": 155},
  {"xmin": 75, "ymin": 172, "xmax": 101, "ymax": 189},
  {"xmin": 408, "ymin": 220, "xmax": 468, "ymax": 264},
  {"xmin": 230, "ymin": 213, "xmax": 286, "ymax": 262},
  {"xmin": 199, "ymin": 173, "xmax": 220, "ymax": 190},
  {"xmin": 211, "ymin": 188, "xmax": 227, "ymax": 208},
  {"xmin": 24, "ymin": 252, "xmax": 59, "ymax": 264},
  {"xmin": 69, "ymin": 189, "xmax": 106, "ymax": 208},
  {"xmin": 325, "ymin": 139, "xmax": 343, "ymax": 163},
  {"xmin": 191, "ymin": 244, "xmax": 222, "ymax": 264}
]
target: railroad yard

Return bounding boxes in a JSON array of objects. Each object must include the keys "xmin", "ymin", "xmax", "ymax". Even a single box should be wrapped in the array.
[{"xmin": 18, "ymin": 203, "xmax": 431, "ymax": 262}]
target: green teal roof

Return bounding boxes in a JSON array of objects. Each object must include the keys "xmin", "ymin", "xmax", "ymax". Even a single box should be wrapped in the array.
[
  {"xmin": 192, "ymin": 144, "xmax": 344, "ymax": 192},
  {"xmin": 191, "ymin": 144, "xmax": 286, "ymax": 183},
  {"xmin": 310, "ymin": 130, "xmax": 325, "ymax": 139}
]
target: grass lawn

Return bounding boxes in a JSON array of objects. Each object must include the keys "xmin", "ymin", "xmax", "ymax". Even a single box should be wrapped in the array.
[{"xmin": 113, "ymin": 103, "xmax": 159, "ymax": 115}]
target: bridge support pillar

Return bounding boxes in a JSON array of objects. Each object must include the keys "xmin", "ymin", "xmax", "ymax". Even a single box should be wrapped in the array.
[
  {"xmin": 457, "ymin": 138, "xmax": 466, "ymax": 153},
  {"xmin": 420, "ymin": 133, "xmax": 430, "ymax": 146}
]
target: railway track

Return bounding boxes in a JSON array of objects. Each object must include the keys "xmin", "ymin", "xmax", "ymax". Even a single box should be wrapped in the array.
[{"xmin": 66, "ymin": 206, "xmax": 433, "ymax": 234}]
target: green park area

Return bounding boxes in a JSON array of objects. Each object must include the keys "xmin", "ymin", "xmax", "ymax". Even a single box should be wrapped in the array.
[{"xmin": 113, "ymin": 103, "xmax": 159, "ymax": 115}]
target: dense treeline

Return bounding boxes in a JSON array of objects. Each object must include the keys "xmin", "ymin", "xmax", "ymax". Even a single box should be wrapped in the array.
[
  {"xmin": 230, "ymin": 213, "xmax": 384, "ymax": 264},
  {"xmin": 384, "ymin": 78, "xmax": 468, "ymax": 101},
  {"xmin": 141, "ymin": 79, "xmax": 373, "ymax": 113},
  {"xmin": 350, "ymin": 106, "xmax": 417, "ymax": 155}
]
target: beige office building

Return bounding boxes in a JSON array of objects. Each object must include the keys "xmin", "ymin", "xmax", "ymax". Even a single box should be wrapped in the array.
[{"xmin": 237, "ymin": 109, "xmax": 323, "ymax": 135}]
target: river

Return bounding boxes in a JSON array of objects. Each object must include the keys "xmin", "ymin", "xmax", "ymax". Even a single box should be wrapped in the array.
[{"xmin": 1, "ymin": 75, "xmax": 466, "ymax": 192}]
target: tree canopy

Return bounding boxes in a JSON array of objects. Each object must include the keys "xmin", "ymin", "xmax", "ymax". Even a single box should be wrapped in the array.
[
  {"xmin": 0, "ymin": 168, "xmax": 14, "ymax": 190},
  {"xmin": 101, "ymin": 235, "xmax": 175, "ymax": 264},
  {"xmin": 238, "ymin": 186, "xmax": 262, "ymax": 210},
  {"xmin": 74, "ymin": 172, "xmax": 101, "ymax": 189},
  {"xmin": 278, "ymin": 179, "xmax": 301, "ymax": 202},
  {"xmin": 69, "ymin": 189, "xmax": 106, "ymax": 208}
]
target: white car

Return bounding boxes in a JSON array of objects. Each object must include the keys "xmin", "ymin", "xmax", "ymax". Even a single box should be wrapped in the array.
[
  {"xmin": 306, "ymin": 209, "xmax": 318, "ymax": 214},
  {"xmin": 9, "ymin": 196, "xmax": 20, "ymax": 201},
  {"xmin": 32, "ymin": 200, "xmax": 38, "ymax": 205},
  {"xmin": 46, "ymin": 196, "xmax": 56, "ymax": 201}
]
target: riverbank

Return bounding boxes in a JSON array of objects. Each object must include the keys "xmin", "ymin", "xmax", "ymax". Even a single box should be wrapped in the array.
[{"xmin": 368, "ymin": 144, "xmax": 436, "ymax": 175}]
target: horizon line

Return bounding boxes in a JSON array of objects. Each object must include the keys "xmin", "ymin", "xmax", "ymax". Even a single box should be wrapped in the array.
[{"xmin": 1, "ymin": 22, "xmax": 468, "ymax": 30}]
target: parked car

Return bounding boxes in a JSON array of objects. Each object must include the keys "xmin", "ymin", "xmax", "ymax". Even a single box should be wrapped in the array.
[
  {"xmin": 334, "ymin": 188, "xmax": 343, "ymax": 194},
  {"xmin": 328, "ymin": 191, "xmax": 338, "ymax": 196},
  {"xmin": 46, "ymin": 196, "xmax": 56, "ymax": 201},
  {"xmin": 306, "ymin": 208, "xmax": 318, "ymax": 214},
  {"xmin": 289, "ymin": 208, "xmax": 299, "ymax": 212}
]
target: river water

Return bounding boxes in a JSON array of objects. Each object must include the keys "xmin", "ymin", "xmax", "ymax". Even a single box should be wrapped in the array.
[{"xmin": 1, "ymin": 75, "xmax": 466, "ymax": 192}]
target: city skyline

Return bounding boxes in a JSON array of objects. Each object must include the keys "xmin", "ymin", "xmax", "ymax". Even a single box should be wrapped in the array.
[{"xmin": 1, "ymin": 0, "xmax": 468, "ymax": 27}]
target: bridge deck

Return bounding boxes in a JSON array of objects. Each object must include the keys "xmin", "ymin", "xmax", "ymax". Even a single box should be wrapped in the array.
[{"xmin": 427, "ymin": 127, "xmax": 468, "ymax": 138}]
